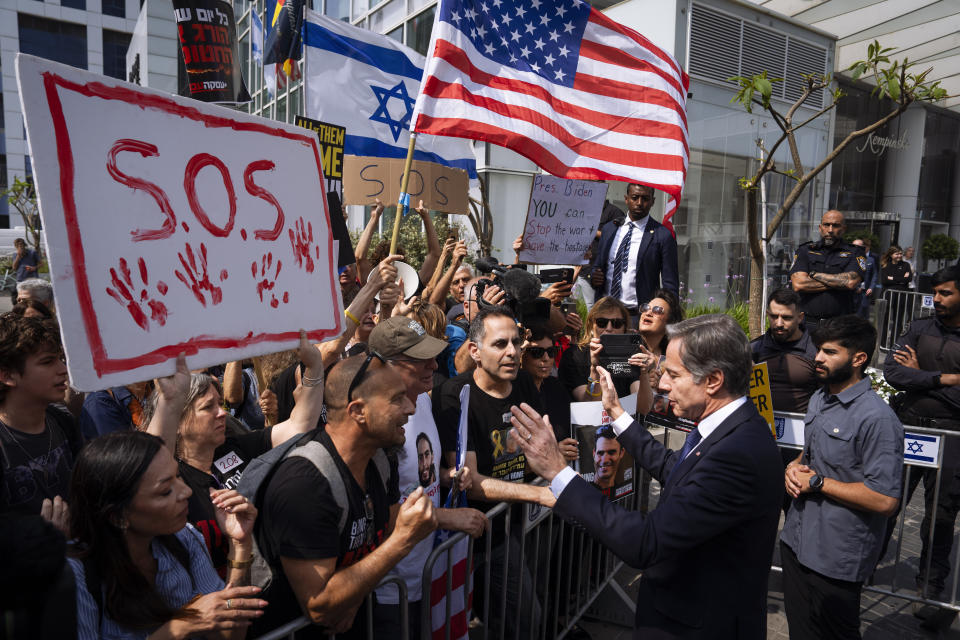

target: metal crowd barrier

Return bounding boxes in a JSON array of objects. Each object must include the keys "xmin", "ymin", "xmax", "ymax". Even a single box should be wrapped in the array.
[
  {"xmin": 773, "ymin": 411, "xmax": 960, "ymax": 614},
  {"xmin": 254, "ymin": 415, "xmax": 960, "ymax": 638},
  {"xmin": 876, "ymin": 289, "xmax": 935, "ymax": 353},
  {"xmin": 252, "ymin": 479, "xmax": 641, "ymax": 640}
]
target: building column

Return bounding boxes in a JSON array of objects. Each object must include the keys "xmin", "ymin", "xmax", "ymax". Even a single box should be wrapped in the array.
[{"xmin": 880, "ymin": 104, "xmax": 926, "ymax": 250}]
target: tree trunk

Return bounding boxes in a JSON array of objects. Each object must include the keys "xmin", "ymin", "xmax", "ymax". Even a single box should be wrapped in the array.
[{"xmin": 745, "ymin": 188, "xmax": 765, "ymax": 339}]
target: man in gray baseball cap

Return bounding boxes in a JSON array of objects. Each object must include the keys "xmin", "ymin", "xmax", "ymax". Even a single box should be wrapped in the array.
[{"xmin": 368, "ymin": 316, "xmax": 486, "ymax": 639}]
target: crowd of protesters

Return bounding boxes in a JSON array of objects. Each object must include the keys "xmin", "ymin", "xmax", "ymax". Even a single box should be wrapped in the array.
[{"xmin": 3, "ymin": 193, "xmax": 960, "ymax": 640}]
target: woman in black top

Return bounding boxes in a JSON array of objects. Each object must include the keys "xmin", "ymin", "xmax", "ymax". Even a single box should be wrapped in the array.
[
  {"xmin": 521, "ymin": 326, "xmax": 578, "ymax": 461},
  {"xmin": 881, "ymin": 245, "xmax": 914, "ymax": 338},
  {"xmin": 144, "ymin": 332, "xmax": 325, "ymax": 577},
  {"xmin": 881, "ymin": 245, "xmax": 913, "ymax": 291},
  {"xmin": 557, "ymin": 297, "xmax": 653, "ymax": 414}
]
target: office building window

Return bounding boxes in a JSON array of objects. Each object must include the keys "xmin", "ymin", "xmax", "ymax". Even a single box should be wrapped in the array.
[
  {"xmin": 103, "ymin": 30, "xmax": 132, "ymax": 80},
  {"xmin": 405, "ymin": 6, "xmax": 433, "ymax": 56},
  {"xmin": 61, "ymin": 0, "xmax": 87, "ymax": 10},
  {"xmin": 18, "ymin": 14, "xmax": 88, "ymax": 70},
  {"xmin": 102, "ymin": 0, "xmax": 125, "ymax": 18}
]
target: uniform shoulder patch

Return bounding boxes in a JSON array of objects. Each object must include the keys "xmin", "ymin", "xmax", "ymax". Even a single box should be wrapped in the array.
[{"xmin": 857, "ymin": 256, "xmax": 867, "ymax": 270}]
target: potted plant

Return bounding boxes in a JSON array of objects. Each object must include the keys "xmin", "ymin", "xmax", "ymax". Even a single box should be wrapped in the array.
[{"xmin": 921, "ymin": 233, "xmax": 959, "ymax": 272}]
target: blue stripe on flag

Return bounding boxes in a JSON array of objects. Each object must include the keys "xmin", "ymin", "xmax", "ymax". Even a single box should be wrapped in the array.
[
  {"xmin": 345, "ymin": 135, "xmax": 478, "ymax": 178},
  {"xmin": 905, "ymin": 433, "xmax": 938, "ymax": 463},
  {"xmin": 304, "ymin": 22, "xmax": 422, "ymax": 82}
]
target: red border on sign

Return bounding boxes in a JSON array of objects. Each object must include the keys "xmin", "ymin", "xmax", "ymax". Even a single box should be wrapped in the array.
[{"xmin": 41, "ymin": 71, "xmax": 342, "ymax": 377}]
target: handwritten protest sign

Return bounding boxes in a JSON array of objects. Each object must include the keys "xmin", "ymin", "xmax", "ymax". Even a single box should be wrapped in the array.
[
  {"xmin": 749, "ymin": 362, "xmax": 775, "ymax": 434},
  {"xmin": 519, "ymin": 175, "xmax": 608, "ymax": 265},
  {"xmin": 294, "ymin": 115, "xmax": 344, "ymax": 198},
  {"xmin": 16, "ymin": 54, "xmax": 342, "ymax": 390},
  {"xmin": 342, "ymin": 155, "xmax": 469, "ymax": 214}
]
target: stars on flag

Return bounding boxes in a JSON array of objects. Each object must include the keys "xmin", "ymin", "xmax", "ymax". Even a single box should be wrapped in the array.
[{"xmin": 442, "ymin": 0, "xmax": 589, "ymax": 87}]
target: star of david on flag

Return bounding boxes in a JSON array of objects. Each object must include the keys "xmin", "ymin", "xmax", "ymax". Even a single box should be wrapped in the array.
[
  {"xmin": 303, "ymin": 10, "xmax": 477, "ymax": 177},
  {"xmin": 412, "ymin": 0, "xmax": 689, "ymax": 198}
]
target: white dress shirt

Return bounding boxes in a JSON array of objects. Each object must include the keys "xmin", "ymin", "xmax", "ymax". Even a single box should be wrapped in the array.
[
  {"xmin": 604, "ymin": 215, "xmax": 649, "ymax": 307},
  {"xmin": 550, "ymin": 397, "xmax": 749, "ymax": 498}
]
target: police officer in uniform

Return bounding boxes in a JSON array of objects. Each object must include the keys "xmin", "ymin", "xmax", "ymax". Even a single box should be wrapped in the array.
[{"xmin": 789, "ymin": 210, "xmax": 865, "ymax": 331}]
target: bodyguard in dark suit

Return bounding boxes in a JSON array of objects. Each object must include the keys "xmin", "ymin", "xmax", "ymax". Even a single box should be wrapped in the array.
[
  {"xmin": 511, "ymin": 314, "xmax": 783, "ymax": 639},
  {"xmin": 591, "ymin": 184, "xmax": 679, "ymax": 315}
]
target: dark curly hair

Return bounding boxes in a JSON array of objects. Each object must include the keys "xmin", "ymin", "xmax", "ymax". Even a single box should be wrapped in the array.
[{"xmin": 0, "ymin": 315, "xmax": 63, "ymax": 403}]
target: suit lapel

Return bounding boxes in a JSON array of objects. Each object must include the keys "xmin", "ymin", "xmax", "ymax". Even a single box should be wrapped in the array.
[
  {"xmin": 663, "ymin": 401, "xmax": 759, "ymax": 494},
  {"xmin": 634, "ymin": 218, "xmax": 658, "ymax": 266}
]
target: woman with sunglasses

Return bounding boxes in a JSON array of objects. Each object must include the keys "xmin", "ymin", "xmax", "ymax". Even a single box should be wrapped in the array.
[
  {"xmin": 68, "ymin": 430, "xmax": 265, "ymax": 639},
  {"xmin": 521, "ymin": 326, "xmax": 578, "ymax": 461},
  {"xmin": 631, "ymin": 288, "xmax": 684, "ymax": 389},
  {"xmin": 558, "ymin": 297, "xmax": 652, "ymax": 413},
  {"xmin": 143, "ymin": 331, "xmax": 326, "ymax": 578}
]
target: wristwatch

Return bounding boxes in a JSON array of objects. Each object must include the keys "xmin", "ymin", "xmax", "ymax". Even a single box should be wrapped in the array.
[
  {"xmin": 809, "ymin": 474, "xmax": 824, "ymax": 492},
  {"xmin": 934, "ymin": 374, "xmax": 942, "ymax": 387}
]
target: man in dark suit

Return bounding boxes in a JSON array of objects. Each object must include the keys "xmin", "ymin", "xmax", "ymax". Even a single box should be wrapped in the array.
[
  {"xmin": 511, "ymin": 314, "xmax": 783, "ymax": 639},
  {"xmin": 590, "ymin": 184, "xmax": 679, "ymax": 319}
]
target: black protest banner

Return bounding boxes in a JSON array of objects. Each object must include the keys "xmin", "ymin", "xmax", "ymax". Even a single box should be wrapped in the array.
[{"xmin": 173, "ymin": 0, "xmax": 251, "ymax": 103}]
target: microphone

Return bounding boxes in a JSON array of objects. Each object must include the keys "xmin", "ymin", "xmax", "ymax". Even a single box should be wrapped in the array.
[{"xmin": 475, "ymin": 256, "xmax": 504, "ymax": 275}]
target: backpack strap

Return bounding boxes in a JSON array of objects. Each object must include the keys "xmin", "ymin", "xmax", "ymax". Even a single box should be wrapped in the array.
[
  {"xmin": 371, "ymin": 449, "xmax": 390, "ymax": 490},
  {"xmin": 237, "ymin": 430, "xmax": 315, "ymax": 502},
  {"xmin": 288, "ymin": 441, "xmax": 350, "ymax": 535}
]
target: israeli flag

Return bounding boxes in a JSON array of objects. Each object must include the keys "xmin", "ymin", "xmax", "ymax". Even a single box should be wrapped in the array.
[
  {"xmin": 303, "ymin": 10, "xmax": 477, "ymax": 177},
  {"xmin": 251, "ymin": 10, "xmax": 277, "ymax": 98}
]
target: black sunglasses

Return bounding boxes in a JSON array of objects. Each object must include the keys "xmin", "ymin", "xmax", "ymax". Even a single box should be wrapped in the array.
[
  {"xmin": 348, "ymin": 351, "xmax": 386, "ymax": 402},
  {"xmin": 525, "ymin": 346, "xmax": 558, "ymax": 359},
  {"xmin": 594, "ymin": 318, "xmax": 626, "ymax": 329},
  {"xmin": 641, "ymin": 303, "xmax": 666, "ymax": 316}
]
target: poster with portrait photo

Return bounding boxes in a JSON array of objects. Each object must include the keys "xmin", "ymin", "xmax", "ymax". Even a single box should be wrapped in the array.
[
  {"xmin": 644, "ymin": 391, "xmax": 698, "ymax": 433},
  {"xmin": 570, "ymin": 394, "xmax": 637, "ymax": 501}
]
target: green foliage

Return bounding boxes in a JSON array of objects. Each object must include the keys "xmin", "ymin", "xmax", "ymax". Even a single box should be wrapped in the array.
[
  {"xmin": 349, "ymin": 210, "xmax": 472, "ymax": 271},
  {"xmin": 683, "ymin": 302, "xmax": 750, "ymax": 335},
  {"xmin": 727, "ymin": 70, "xmax": 783, "ymax": 113},
  {"xmin": 848, "ymin": 40, "xmax": 948, "ymax": 104},
  {"xmin": 922, "ymin": 233, "xmax": 959, "ymax": 261},
  {"xmin": 2, "ymin": 176, "xmax": 42, "ymax": 256},
  {"xmin": 844, "ymin": 230, "xmax": 881, "ymax": 253}
]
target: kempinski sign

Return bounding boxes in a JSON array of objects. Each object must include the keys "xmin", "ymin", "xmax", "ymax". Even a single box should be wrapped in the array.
[{"xmin": 855, "ymin": 131, "xmax": 909, "ymax": 156}]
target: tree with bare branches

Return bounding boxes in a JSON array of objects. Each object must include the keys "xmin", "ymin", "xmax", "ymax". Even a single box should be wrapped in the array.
[{"xmin": 730, "ymin": 42, "xmax": 947, "ymax": 337}]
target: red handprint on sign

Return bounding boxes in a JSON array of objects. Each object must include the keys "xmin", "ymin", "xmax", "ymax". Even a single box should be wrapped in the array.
[
  {"xmin": 106, "ymin": 257, "xmax": 169, "ymax": 330},
  {"xmin": 288, "ymin": 216, "xmax": 320, "ymax": 273},
  {"xmin": 251, "ymin": 252, "xmax": 289, "ymax": 309},
  {"xmin": 175, "ymin": 242, "xmax": 224, "ymax": 307}
]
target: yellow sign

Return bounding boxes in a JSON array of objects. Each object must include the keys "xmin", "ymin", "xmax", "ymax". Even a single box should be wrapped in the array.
[{"xmin": 749, "ymin": 362, "xmax": 775, "ymax": 435}]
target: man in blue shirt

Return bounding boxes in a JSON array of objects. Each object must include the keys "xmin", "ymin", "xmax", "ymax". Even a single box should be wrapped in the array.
[
  {"xmin": 10, "ymin": 239, "xmax": 38, "ymax": 304},
  {"xmin": 782, "ymin": 315, "xmax": 903, "ymax": 640}
]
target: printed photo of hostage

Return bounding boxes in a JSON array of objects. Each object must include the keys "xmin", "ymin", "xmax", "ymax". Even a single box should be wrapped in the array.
[
  {"xmin": 576, "ymin": 424, "xmax": 635, "ymax": 500},
  {"xmin": 645, "ymin": 391, "xmax": 698, "ymax": 433}
]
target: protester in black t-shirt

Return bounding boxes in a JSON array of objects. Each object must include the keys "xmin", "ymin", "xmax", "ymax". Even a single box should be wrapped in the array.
[
  {"xmin": 433, "ymin": 306, "xmax": 556, "ymax": 638},
  {"xmin": 268, "ymin": 255, "xmax": 402, "ymax": 424},
  {"xmin": 144, "ymin": 331, "xmax": 326, "ymax": 577},
  {"xmin": 0, "ymin": 315, "xmax": 80, "ymax": 536},
  {"xmin": 253, "ymin": 353, "xmax": 437, "ymax": 639}
]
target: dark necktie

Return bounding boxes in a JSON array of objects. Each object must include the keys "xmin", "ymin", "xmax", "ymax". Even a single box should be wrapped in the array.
[
  {"xmin": 671, "ymin": 427, "xmax": 702, "ymax": 474},
  {"xmin": 609, "ymin": 222, "xmax": 634, "ymax": 301}
]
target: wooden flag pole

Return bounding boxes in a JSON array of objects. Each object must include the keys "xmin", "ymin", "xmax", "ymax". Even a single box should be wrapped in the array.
[{"xmin": 390, "ymin": 133, "xmax": 418, "ymax": 254}]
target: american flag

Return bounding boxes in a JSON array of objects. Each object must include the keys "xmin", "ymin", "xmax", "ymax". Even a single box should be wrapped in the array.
[
  {"xmin": 663, "ymin": 195, "xmax": 678, "ymax": 238},
  {"xmin": 412, "ymin": 0, "xmax": 689, "ymax": 199}
]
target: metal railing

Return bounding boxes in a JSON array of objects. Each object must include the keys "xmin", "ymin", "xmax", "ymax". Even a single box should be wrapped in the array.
[
  {"xmin": 252, "ymin": 480, "xmax": 641, "ymax": 640},
  {"xmin": 876, "ymin": 289, "xmax": 935, "ymax": 353},
  {"xmin": 773, "ymin": 411, "xmax": 960, "ymax": 613},
  {"xmin": 254, "ymin": 417, "xmax": 960, "ymax": 638}
]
